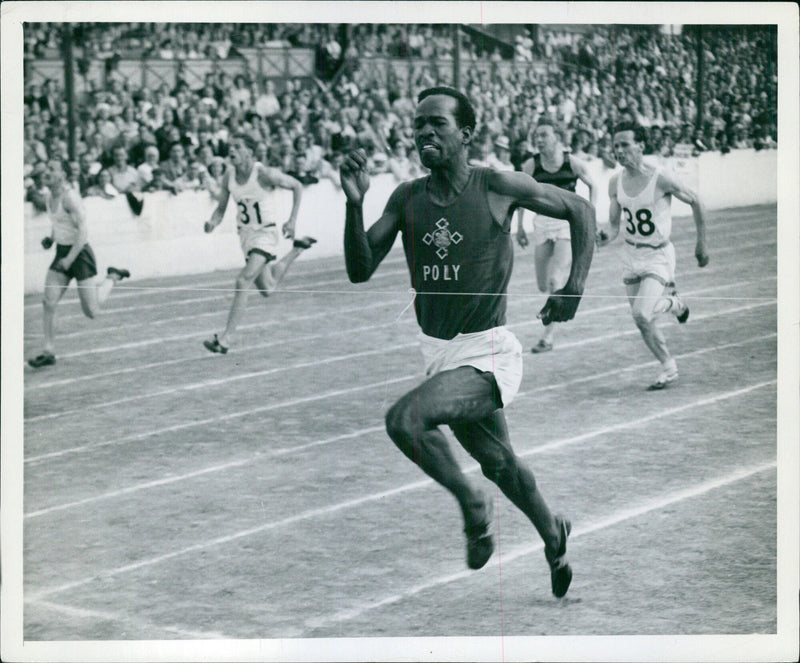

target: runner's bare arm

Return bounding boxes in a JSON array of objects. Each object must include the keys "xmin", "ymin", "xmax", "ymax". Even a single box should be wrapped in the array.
[
  {"xmin": 515, "ymin": 157, "xmax": 535, "ymax": 248},
  {"xmin": 489, "ymin": 170, "xmax": 595, "ymax": 287},
  {"xmin": 570, "ymin": 154, "xmax": 598, "ymax": 207},
  {"xmin": 260, "ymin": 166, "xmax": 304, "ymax": 238},
  {"xmin": 59, "ymin": 191, "xmax": 88, "ymax": 269},
  {"xmin": 516, "ymin": 206, "xmax": 529, "ymax": 248},
  {"xmin": 597, "ymin": 174, "xmax": 622, "ymax": 246},
  {"xmin": 205, "ymin": 171, "xmax": 230, "ymax": 232},
  {"xmin": 659, "ymin": 170, "xmax": 709, "ymax": 266},
  {"xmin": 488, "ymin": 169, "xmax": 596, "ymax": 323},
  {"xmin": 341, "ymin": 149, "xmax": 403, "ymax": 283}
]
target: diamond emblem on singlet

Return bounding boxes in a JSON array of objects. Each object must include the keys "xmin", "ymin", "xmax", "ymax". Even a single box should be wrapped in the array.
[{"xmin": 423, "ymin": 218, "xmax": 463, "ymax": 260}]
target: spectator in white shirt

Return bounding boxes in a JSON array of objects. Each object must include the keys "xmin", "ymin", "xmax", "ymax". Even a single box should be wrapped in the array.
[
  {"xmin": 137, "ymin": 145, "xmax": 162, "ymax": 188},
  {"xmin": 486, "ymin": 135, "xmax": 515, "ymax": 171},
  {"xmin": 254, "ymin": 79, "xmax": 281, "ymax": 118}
]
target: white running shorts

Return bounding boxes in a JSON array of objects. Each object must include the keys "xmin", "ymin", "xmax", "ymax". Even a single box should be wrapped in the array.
[
  {"xmin": 533, "ymin": 215, "xmax": 571, "ymax": 245},
  {"xmin": 240, "ymin": 225, "xmax": 280, "ymax": 259},
  {"xmin": 418, "ymin": 326, "xmax": 524, "ymax": 407},
  {"xmin": 621, "ymin": 240, "xmax": 676, "ymax": 286}
]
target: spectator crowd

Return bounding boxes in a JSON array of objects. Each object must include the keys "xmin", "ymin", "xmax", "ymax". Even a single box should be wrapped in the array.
[{"xmin": 24, "ymin": 23, "xmax": 778, "ymax": 209}]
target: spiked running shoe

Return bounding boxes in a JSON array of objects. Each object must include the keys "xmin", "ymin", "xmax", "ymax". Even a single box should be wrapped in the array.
[
  {"xmin": 465, "ymin": 494, "xmax": 494, "ymax": 570},
  {"xmin": 203, "ymin": 334, "xmax": 228, "ymax": 355},
  {"xmin": 107, "ymin": 266, "xmax": 131, "ymax": 280},
  {"xmin": 531, "ymin": 339, "xmax": 554, "ymax": 354},
  {"xmin": 648, "ymin": 365, "xmax": 679, "ymax": 391},
  {"xmin": 545, "ymin": 516, "xmax": 573, "ymax": 598},
  {"xmin": 669, "ymin": 286, "xmax": 689, "ymax": 323},
  {"xmin": 28, "ymin": 352, "xmax": 56, "ymax": 368},
  {"xmin": 293, "ymin": 236, "xmax": 317, "ymax": 250}
]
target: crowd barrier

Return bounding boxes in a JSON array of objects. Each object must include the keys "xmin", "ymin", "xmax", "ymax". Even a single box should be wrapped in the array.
[{"xmin": 23, "ymin": 148, "xmax": 777, "ymax": 294}]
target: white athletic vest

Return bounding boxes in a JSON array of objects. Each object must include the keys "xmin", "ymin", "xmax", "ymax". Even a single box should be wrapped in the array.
[
  {"xmin": 616, "ymin": 168, "xmax": 671, "ymax": 246},
  {"xmin": 227, "ymin": 162, "xmax": 279, "ymax": 233},
  {"xmin": 48, "ymin": 192, "xmax": 79, "ymax": 245}
]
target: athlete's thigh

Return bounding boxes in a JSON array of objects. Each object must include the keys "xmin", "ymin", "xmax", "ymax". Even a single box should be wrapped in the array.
[
  {"xmin": 533, "ymin": 241, "xmax": 554, "ymax": 291},
  {"xmin": 239, "ymin": 251, "xmax": 269, "ymax": 282},
  {"xmin": 450, "ymin": 409, "xmax": 513, "ymax": 461},
  {"xmin": 625, "ymin": 281, "xmax": 641, "ymax": 309},
  {"xmin": 76, "ymin": 275, "xmax": 100, "ymax": 314},
  {"xmin": 548, "ymin": 238, "xmax": 572, "ymax": 287},
  {"xmin": 397, "ymin": 366, "xmax": 500, "ymax": 427},
  {"xmin": 43, "ymin": 269, "xmax": 71, "ymax": 306},
  {"xmin": 254, "ymin": 261, "xmax": 277, "ymax": 292},
  {"xmin": 631, "ymin": 276, "xmax": 666, "ymax": 318}
]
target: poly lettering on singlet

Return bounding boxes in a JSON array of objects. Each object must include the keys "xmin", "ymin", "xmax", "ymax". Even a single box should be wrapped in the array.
[
  {"xmin": 399, "ymin": 167, "xmax": 514, "ymax": 340},
  {"xmin": 616, "ymin": 168, "xmax": 672, "ymax": 245}
]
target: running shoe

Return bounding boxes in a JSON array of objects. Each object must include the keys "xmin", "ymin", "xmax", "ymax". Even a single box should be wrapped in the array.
[
  {"xmin": 293, "ymin": 236, "xmax": 317, "ymax": 249},
  {"xmin": 669, "ymin": 287, "xmax": 689, "ymax": 323},
  {"xmin": 545, "ymin": 515, "xmax": 573, "ymax": 598},
  {"xmin": 28, "ymin": 352, "xmax": 56, "ymax": 368},
  {"xmin": 648, "ymin": 366, "xmax": 679, "ymax": 390},
  {"xmin": 531, "ymin": 339, "xmax": 553, "ymax": 354},
  {"xmin": 203, "ymin": 334, "xmax": 228, "ymax": 354},
  {"xmin": 465, "ymin": 494, "xmax": 494, "ymax": 570},
  {"xmin": 107, "ymin": 266, "xmax": 131, "ymax": 280}
]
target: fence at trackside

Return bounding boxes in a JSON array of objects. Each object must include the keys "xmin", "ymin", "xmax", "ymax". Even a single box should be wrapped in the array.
[{"xmin": 23, "ymin": 148, "xmax": 777, "ymax": 294}]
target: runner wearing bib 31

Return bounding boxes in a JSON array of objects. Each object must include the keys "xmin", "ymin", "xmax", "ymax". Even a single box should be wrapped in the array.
[
  {"xmin": 596, "ymin": 122, "xmax": 709, "ymax": 390},
  {"xmin": 203, "ymin": 133, "xmax": 315, "ymax": 354}
]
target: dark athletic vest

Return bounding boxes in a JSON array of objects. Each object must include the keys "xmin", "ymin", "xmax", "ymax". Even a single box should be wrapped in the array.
[
  {"xmin": 531, "ymin": 151, "xmax": 578, "ymax": 192},
  {"xmin": 398, "ymin": 167, "xmax": 513, "ymax": 340}
]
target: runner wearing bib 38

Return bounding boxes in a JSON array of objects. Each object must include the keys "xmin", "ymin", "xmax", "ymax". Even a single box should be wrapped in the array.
[{"xmin": 596, "ymin": 122, "xmax": 709, "ymax": 390}]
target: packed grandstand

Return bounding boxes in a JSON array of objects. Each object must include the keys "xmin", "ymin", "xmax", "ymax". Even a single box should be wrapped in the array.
[{"xmin": 23, "ymin": 23, "xmax": 778, "ymax": 204}]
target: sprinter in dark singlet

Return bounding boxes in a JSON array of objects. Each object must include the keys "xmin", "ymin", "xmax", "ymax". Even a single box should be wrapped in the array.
[
  {"xmin": 340, "ymin": 87, "xmax": 595, "ymax": 598},
  {"xmin": 517, "ymin": 120, "xmax": 596, "ymax": 353}
]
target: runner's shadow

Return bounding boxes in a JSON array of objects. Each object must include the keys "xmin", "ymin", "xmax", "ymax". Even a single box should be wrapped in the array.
[{"xmin": 530, "ymin": 596, "xmax": 583, "ymax": 607}]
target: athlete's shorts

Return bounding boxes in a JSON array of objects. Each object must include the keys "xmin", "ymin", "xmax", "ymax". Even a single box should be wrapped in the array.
[
  {"xmin": 50, "ymin": 243, "xmax": 98, "ymax": 282},
  {"xmin": 239, "ymin": 225, "xmax": 279, "ymax": 261},
  {"xmin": 418, "ymin": 326, "xmax": 523, "ymax": 407},
  {"xmin": 533, "ymin": 215, "xmax": 571, "ymax": 245},
  {"xmin": 621, "ymin": 240, "xmax": 676, "ymax": 286}
]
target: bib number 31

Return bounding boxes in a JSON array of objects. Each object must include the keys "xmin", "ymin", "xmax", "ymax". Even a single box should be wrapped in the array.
[
  {"xmin": 623, "ymin": 207, "xmax": 655, "ymax": 237},
  {"xmin": 238, "ymin": 200, "xmax": 264, "ymax": 226}
]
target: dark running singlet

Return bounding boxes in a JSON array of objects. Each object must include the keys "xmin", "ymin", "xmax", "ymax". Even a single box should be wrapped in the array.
[
  {"xmin": 530, "ymin": 151, "xmax": 578, "ymax": 192},
  {"xmin": 398, "ymin": 167, "xmax": 514, "ymax": 340}
]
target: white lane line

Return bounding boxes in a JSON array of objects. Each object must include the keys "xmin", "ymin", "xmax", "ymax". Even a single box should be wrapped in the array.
[
  {"xmin": 25, "ymin": 264, "xmax": 411, "ymax": 333},
  {"xmin": 28, "ymin": 599, "xmax": 232, "ymax": 639},
  {"xmin": 24, "ymin": 273, "xmax": 775, "ymax": 392},
  {"xmin": 24, "ymin": 298, "xmax": 775, "ymax": 467},
  {"xmin": 25, "ymin": 457, "xmax": 258, "ymax": 519},
  {"xmin": 512, "ymin": 299, "xmax": 775, "ymax": 341},
  {"xmin": 23, "ymin": 231, "xmax": 776, "ymax": 339},
  {"xmin": 24, "ymin": 343, "xmax": 418, "ymax": 423},
  {"xmin": 23, "ymin": 211, "xmax": 772, "ymax": 312},
  {"xmin": 24, "ymin": 319, "xmax": 405, "ymax": 391},
  {"xmin": 47, "ymin": 298, "xmax": 408, "ymax": 359},
  {"xmin": 302, "ymin": 460, "xmax": 777, "ymax": 632},
  {"xmin": 23, "ymin": 334, "xmax": 775, "ymax": 518},
  {"xmin": 24, "ymin": 380, "xmax": 775, "ymax": 602},
  {"xmin": 24, "ymin": 294, "xmax": 776, "ymax": 424},
  {"xmin": 24, "ymin": 375, "xmax": 418, "ymax": 465},
  {"xmin": 23, "ymin": 256, "xmax": 410, "ymax": 314}
]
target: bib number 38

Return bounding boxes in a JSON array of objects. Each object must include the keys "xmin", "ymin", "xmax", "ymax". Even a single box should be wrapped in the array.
[{"xmin": 623, "ymin": 207, "xmax": 655, "ymax": 237}]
